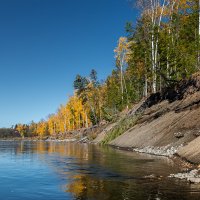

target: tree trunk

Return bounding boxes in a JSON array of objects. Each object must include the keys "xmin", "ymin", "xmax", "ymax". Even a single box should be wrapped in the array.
[{"xmin": 144, "ymin": 74, "xmax": 148, "ymax": 97}]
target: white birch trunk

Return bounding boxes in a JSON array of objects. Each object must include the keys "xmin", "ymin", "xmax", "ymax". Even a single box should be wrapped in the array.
[
  {"xmin": 120, "ymin": 65, "xmax": 124, "ymax": 102},
  {"xmin": 120, "ymin": 53, "xmax": 125, "ymax": 102},
  {"xmin": 150, "ymin": 0, "xmax": 156, "ymax": 93},
  {"xmin": 85, "ymin": 112, "xmax": 88, "ymax": 128},
  {"xmin": 64, "ymin": 107, "xmax": 67, "ymax": 133},
  {"xmin": 144, "ymin": 51, "xmax": 148, "ymax": 97},
  {"xmin": 144, "ymin": 74, "xmax": 148, "ymax": 97}
]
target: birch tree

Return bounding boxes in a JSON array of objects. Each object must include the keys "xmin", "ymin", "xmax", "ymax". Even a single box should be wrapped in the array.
[
  {"xmin": 114, "ymin": 37, "xmax": 131, "ymax": 105},
  {"xmin": 137, "ymin": 0, "xmax": 168, "ymax": 93}
]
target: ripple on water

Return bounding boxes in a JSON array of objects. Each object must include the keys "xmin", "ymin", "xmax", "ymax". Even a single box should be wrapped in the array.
[{"xmin": 0, "ymin": 141, "xmax": 200, "ymax": 200}]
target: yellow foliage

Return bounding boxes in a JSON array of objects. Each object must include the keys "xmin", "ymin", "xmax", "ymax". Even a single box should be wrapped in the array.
[
  {"xmin": 36, "ymin": 121, "xmax": 48, "ymax": 136},
  {"xmin": 114, "ymin": 37, "xmax": 132, "ymax": 66}
]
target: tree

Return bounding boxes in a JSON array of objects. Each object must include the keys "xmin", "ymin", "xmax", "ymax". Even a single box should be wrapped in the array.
[
  {"xmin": 73, "ymin": 74, "xmax": 89, "ymax": 95},
  {"xmin": 90, "ymin": 69, "xmax": 98, "ymax": 86},
  {"xmin": 17, "ymin": 0, "xmax": 200, "ymax": 136},
  {"xmin": 114, "ymin": 37, "xmax": 131, "ymax": 106}
]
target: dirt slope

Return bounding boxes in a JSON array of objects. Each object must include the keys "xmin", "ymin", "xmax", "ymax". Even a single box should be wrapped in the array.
[
  {"xmin": 106, "ymin": 72, "xmax": 200, "ymax": 164},
  {"xmin": 177, "ymin": 136, "xmax": 200, "ymax": 164}
]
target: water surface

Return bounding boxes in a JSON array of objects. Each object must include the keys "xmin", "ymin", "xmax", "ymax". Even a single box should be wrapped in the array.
[{"xmin": 0, "ymin": 141, "xmax": 200, "ymax": 200}]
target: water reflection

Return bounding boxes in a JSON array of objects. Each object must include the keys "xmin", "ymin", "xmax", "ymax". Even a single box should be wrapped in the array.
[{"xmin": 0, "ymin": 141, "xmax": 200, "ymax": 200}]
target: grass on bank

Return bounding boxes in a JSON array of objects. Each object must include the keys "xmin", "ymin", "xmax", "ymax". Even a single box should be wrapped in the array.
[{"xmin": 101, "ymin": 114, "xmax": 141, "ymax": 145}]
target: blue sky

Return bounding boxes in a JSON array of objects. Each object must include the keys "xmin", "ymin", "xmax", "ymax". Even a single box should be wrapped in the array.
[{"xmin": 0, "ymin": 0, "xmax": 138, "ymax": 127}]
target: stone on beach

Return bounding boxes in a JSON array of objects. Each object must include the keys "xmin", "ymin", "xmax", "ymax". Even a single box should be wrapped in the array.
[
  {"xmin": 169, "ymin": 169, "xmax": 200, "ymax": 184},
  {"xmin": 133, "ymin": 145, "xmax": 182, "ymax": 157}
]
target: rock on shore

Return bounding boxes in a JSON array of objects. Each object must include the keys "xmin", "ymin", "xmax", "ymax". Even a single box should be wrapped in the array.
[
  {"xmin": 133, "ymin": 145, "xmax": 183, "ymax": 157},
  {"xmin": 169, "ymin": 169, "xmax": 200, "ymax": 184}
]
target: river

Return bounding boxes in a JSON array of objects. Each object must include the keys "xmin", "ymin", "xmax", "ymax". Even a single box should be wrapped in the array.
[{"xmin": 0, "ymin": 141, "xmax": 200, "ymax": 200}]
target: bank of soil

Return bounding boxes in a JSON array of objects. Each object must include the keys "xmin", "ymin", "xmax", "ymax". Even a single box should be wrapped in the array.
[{"xmin": 93, "ymin": 72, "xmax": 200, "ymax": 166}]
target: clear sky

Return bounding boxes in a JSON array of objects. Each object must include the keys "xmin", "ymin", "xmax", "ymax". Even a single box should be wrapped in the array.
[{"xmin": 0, "ymin": 0, "xmax": 138, "ymax": 128}]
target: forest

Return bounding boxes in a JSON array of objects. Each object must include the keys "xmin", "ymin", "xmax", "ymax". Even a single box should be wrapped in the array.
[{"xmin": 15, "ymin": 0, "xmax": 200, "ymax": 137}]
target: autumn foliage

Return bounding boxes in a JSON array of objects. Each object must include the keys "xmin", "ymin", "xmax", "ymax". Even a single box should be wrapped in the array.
[{"xmin": 15, "ymin": 0, "xmax": 200, "ymax": 137}]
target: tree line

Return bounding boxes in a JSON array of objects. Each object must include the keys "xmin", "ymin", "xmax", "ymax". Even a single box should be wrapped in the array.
[{"xmin": 15, "ymin": 0, "xmax": 200, "ymax": 137}]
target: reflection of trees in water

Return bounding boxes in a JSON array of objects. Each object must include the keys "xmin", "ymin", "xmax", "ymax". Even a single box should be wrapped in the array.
[
  {"xmin": 66, "ymin": 173, "xmax": 133, "ymax": 200},
  {"xmin": 13, "ymin": 142, "xmax": 177, "ymax": 176},
  {"xmin": 66, "ymin": 173, "xmax": 200, "ymax": 200},
  {"xmin": 14, "ymin": 141, "xmax": 89, "ymax": 158},
  {"xmin": 3, "ymin": 141, "xmax": 200, "ymax": 200}
]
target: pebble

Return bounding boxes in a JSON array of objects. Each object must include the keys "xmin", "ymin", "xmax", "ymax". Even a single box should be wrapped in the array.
[
  {"xmin": 133, "ymin": 144, "xmax": 183, "ymax": 157},
  {"xmin": 174, "ymin": 132, "xmax": 184, "ymax": 138},
  {"xmin": 169, "ymin": 169, "xmax": 200, "ymax": 184}
]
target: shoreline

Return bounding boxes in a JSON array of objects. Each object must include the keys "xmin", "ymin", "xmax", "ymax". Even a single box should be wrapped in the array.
[
  {"xmin": 0, "ymin": 137, "xmax": 77, "ymax": 142},
  {"xmin": 0, "ymin": 137, "xmax": 197, "ymax": 166},
  {"xmin": 0, "ymin": 137, "xmax": 197, "ymax": 165},
  {"xmin": 1, "ymin": 136, "xmax": 200, "ymax": 184},
  {"xmin": 110, "ymin": 143, "xmax": 196, "ymax": 167},
  {"xmin": 110, "ymin": 143, "xmax": 200, "ymax": 184}
]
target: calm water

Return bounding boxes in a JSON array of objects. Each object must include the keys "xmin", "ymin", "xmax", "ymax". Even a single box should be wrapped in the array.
[{"xmin": 0, "ymin": 141, "xmax": 200, "ymax": 200}]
